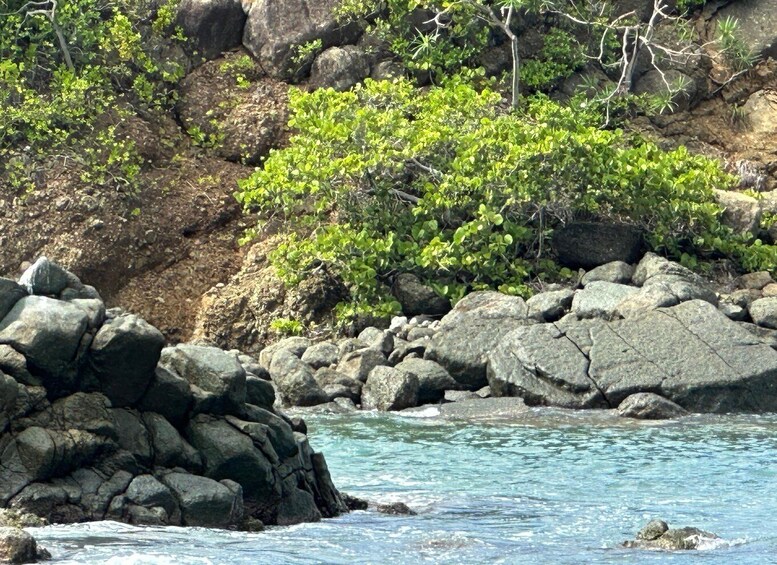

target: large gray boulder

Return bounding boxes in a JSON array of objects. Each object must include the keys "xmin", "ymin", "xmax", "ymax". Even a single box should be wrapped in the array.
[
  {"xmin": 361, "ymin": 366, "xmax": 419, "ymax": 411},
  {"xmin": 617, "ymin": 253, "xmax": 718, "ymax": 318},
  {"xmin": 616, "ymin": 276, "xmax": 717, "ymax": 319},
  {"xmin": 0, "ymin": 278, "xmax": 26, "ymax": 323},
  {"xmin": 187, "ymin": 415, "xmax": 279, "ymax": 501},
  {"xmin": 713, "ymin": 189, "xmax": 762, "ymax": 236},
  {"xmin": 749, "ymin": 296, "xmax": 777, "ymax": 329},
  {"xmin": 137, "ymin": 366, "xmax": 193, "ymax": 427},
  {"xmin": 742, "ymin": 89, "xmax": 777, "ymax": 135},
  {"xmin": 242, "ymin": 0, "xmax": 362, "ymax": 79},
  {"xmin": 0, "ymin": 296, "xmax": 88, "ymax": 397},
  {"xmin": 85, "ymin": 314, "xmax": 165, "ymax": 407},
  {"xmin": 18, "ymin": 257, "xmax": 71, "ymax": 296},
  {"xmin": 142, "ymin": 413, "xmax": 202, "ymax": 472},
  {"xmin": 617, "ymin": 392, "xmax": 689, "ymax": 420},
  {"xmin": 259, "ymin": 337, "xmax": 311, "ymax": 370},
  {"xmin": 160, "ymin": 344, "xmax": 247, "ymax": 415},
  {"xmin": 424, "ymin": 291, "xmax": 531, "ymax": 389},
  {"xmin": 160, "ymin": 472, "xmax": 241, "ymax": 528},
  {"xmin": 581, "ymin": 261, "xmax": 634, "ymax": 286},
  {"xmin": 111, "ymin": 409, "xmax": 153, "ymax": 467},
  {"xmin": 314, "ymin": 368, "xmax": 362, "ymax": 403},
  {"xmin": 124, "ymin": 475, "xmax": 179, "ymax": 524},
  {"xmin": 245, "ymin": 374, "xmax": 275, "ymax": 410},
  {"xmin": 488, "ymin": 322, "xmax": 607, "ymax": 409},
  {"xmin": 0, "ymin": 426, "xmax": 112, "ymax": 506},
  {"xmin": 488, "ymin": 300, "xmax": 777, "ymax": 412},
  {"xmin": 394, "ymin": 358, "xmax": 459, "ymax": 404},
  {"xmin": 309, "ymin": 46, "xmax": 370, "ymax": 91},
  {"xmin": 17, "ymin": 392, "xmax": 115, "ymax": 438},
  {"xmin": 0, "ymin": 345, "xmax": 36, "ymax": 387},
  {"xmin": 392, "ymin": 273, "xmax": 451, "ymax": 317},
  {"xmin": 270, "ymin": 350, "xmax": 328, "ymax": 407},
  {"xmin": 176, "ymin": 0, "xmax": 246, "ymax": 61},
  {"xmin": 337, "ymin": 348, "xmax": 388, "ymax": 383},
  {"xmin": 526, "ymin": 288, "xmax": 574, "ymax": 322},
  {"xmin": 0, "ymin": 373, "xmax": 19, "ymax": 429},
  {"xmin": 356, "ymin": 327, "xmax": 394, "ymax": 356},
  {"xmin": 239, "ymin": 405, "xmax": 298, "ymax": 459},
  {"xmin": 300, "ymin": 341, "xmax": 339, "ymax": 370},
  {"xmin": 632, "ymin": 252, "xmax": 697, "ymax": 286},
  {"xmin": 571, "ymin": 281, "xmax": 639, "ymax": 320}
]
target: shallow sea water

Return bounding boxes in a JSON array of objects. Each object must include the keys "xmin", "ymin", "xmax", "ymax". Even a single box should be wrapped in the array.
[{"xmin": 31, "ymin": 408, "xmax": 777, "ymax": 564}]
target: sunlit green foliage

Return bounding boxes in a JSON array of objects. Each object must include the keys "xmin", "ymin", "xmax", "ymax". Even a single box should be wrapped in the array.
[
  {"xmin": 269, "ymin": 317, "xmax": 305, "ymax": 336},
  {"xmin": 236, "ymin": 77, "xmax": 774, "ymax": 323},
  {"xmin": 0, "ymin": 0, "xmax": 186, "ymax": 194}
]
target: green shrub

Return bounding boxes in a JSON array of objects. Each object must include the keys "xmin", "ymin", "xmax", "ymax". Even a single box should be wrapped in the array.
[
  {"xmin": 236, "ymin": 76, "xmax": 770, "ymax": 323},
  {"xmin": 521, "ymin": 28, "xmax": 585, "ymax": 90},
  {"xmin": 269, "ymin": 317, "xmax": 305, "ymax": 336},
  {"xmin": 0, "ymin": 0, "xmax": 186, "ymax": 194}
]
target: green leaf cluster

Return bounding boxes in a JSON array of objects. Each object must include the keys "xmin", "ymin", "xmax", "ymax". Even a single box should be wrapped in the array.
[
  {"xmin": 338, "ymin": 0, "xmax": 489, "ymax": 76},
  {"xmin": 521, "ymin": 28, "xmax": 585, "ymax": 90},
  {"xmin": 236, "ymin": 77, "xmax": 767, "ymax": 323},
  {"xmin": 269, "ymin": 317, "xmax": 305, "ymax": 336}
]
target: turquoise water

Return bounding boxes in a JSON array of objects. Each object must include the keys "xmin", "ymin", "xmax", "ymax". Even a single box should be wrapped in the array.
[{"xmin": 32, "ymin": 409, "xmax": 777, "ymax": 563}]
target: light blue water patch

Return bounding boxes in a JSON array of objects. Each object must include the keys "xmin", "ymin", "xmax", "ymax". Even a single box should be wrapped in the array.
[{"xmin": 31, "ymin": 410, "xmax": 777, "ymax": 564}]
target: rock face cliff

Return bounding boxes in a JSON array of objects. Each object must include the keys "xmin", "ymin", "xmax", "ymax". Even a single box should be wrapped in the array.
[{"xmin": 0, "ymin": 258, "xmax": 346, "ymax": 528}]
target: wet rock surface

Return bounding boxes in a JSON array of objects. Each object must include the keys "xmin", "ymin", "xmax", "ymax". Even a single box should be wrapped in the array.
[{"xmin": 623, "ymin": 519, "xmax": 719, "ymax": 550}]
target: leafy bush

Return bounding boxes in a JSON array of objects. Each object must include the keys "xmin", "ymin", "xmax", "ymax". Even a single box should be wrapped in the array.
[
  {"xmin": 269, "ymin": 317, "xmax": 305, "ymax": 336},
  {"xmin": 236, "ymin": 77, "xmax": 772, "ymax": 323},
  {"xmin": 521, "ymin": 28, "xmax": 585, "ymax": 90},
  {"xmin": 0, "ymin": 0, "xmax": 186, "ymax": 194}
]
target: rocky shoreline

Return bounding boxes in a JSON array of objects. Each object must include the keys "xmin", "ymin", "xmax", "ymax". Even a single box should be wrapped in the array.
[
  {"xmin": 263, "ymin": 251, "xmax": 777, "ymax": 420},
  {"xmin": 0, "ymin": 257, "xmax": 349, "ymax": 543},
  {"xmin": 1, "ymin": 253, "xmax": 768, "ymax": 560}
]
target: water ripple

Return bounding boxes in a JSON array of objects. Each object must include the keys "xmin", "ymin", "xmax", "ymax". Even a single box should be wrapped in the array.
[{"xmin": 32, "ymin": 411, "xmax": 777, "ymax": 564}]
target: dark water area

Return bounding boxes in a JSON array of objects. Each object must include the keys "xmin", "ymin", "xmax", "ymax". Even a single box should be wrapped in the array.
[{"xmin": 32, "ymin": 409, "xmax": 777, "ymax": 563}]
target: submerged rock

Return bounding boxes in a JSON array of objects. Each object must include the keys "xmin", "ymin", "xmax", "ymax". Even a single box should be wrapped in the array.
[
  {"xmin": 436, "ymin": 397, "xmax": 529, "ymax": 421},
  {"xmin": 0, "ymin": 527, "xmax": 50, "ymax": 564},
  {"xmin": 376, "ymin": 502, "xmax": 417, "ymax": 516},
  {"xmin": 623, "ymin": 519, "xmax": 719, "ymax": 550}
]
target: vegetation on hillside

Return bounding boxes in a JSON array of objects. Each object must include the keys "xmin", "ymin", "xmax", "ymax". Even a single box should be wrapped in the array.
[
  {"xmin": 0, "ymin": 0, "xmax": 184, "ymax": 194},
  {"xmin": 236, "ymin": 76, "xmax": 777, "ymax": 323}
]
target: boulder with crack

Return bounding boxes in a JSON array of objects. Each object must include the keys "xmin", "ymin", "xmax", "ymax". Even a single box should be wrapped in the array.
[{"xmin": 488, "ymin": 300, "xmax": 777, "ymax": 413}]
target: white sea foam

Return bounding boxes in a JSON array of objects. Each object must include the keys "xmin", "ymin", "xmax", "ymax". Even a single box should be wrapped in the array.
[
  {"xmin": 105, "ymin": 554, "xmax": 214, "ymax": 565},
  {"xmin": 695, "ymin": 536, "xmax": 749, "ymax": 551},
  {"xmin": 398, "ymin": 406, "xmax": 440, "ymax": 418}
]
